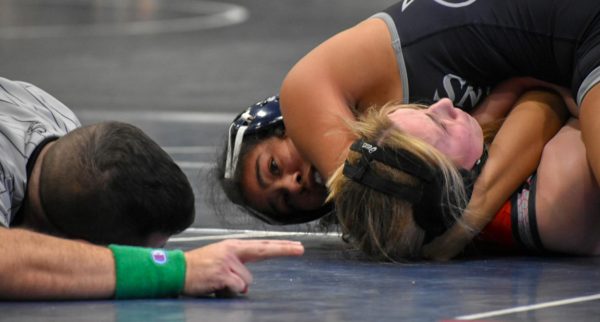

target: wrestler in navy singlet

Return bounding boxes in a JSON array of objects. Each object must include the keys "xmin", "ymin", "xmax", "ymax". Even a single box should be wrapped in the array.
[{"xmin": 374, "ymin": 0, "xmax": 600, "ymax": 111}]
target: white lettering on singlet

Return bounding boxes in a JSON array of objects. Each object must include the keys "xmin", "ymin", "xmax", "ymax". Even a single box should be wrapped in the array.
[
  {"xmin": 402, "ymin": 0, "xmax": 478, "ymax": 12},
  {"xmin": 433, "ymin": 73, "xmax": 490, "ymax": 109}
]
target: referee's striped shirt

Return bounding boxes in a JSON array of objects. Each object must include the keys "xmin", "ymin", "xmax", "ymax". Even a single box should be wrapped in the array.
[{"xmin": 0, "ymin": 77, "xmax": 80, "ymax": 227}]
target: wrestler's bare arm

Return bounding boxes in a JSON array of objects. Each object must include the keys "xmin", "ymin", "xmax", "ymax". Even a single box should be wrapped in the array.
[
  {"xmin": 280, "ymin": 18, "xmax": 403, "ymax": 179},
  {"xmin": 472, "ymin": 77, "xmax": 576, "ymax": 124},
  {"xmin": 424, "ymin": 90, "xmax": 568, "ymax": 260}
]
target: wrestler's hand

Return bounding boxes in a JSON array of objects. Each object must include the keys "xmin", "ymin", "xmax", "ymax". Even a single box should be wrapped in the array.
[
  {"xmin": 421, "ymin": 224, "xmax": 474, "ymax": 261},
  {"xmin": 182, "ymin": 239, "xmax": 304, "ymax": 297}
]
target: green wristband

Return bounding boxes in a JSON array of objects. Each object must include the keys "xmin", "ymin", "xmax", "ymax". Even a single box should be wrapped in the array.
[{"xmin": 108, "ymin": 245, "xmax": 186, "ymax": 299}]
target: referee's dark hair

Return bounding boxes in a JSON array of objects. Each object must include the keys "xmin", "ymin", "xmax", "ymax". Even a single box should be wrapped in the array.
[{"xmin": 39, "ymin": 122, "xmax": 195, "ymax": 246}]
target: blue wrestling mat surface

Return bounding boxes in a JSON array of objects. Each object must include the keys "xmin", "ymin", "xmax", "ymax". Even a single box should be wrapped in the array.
[
  {"xmin": 2, "ymin": 229, "xmax": 600, "ymax": 322},
  {"xmin": 1, "ymin": 0, "xmax": 600, "ymax": 321}
]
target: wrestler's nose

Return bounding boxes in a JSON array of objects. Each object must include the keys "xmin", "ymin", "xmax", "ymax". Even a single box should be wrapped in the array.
[
  {"xmin": 429, "ymin": 98, "xmax": 457, "ymax": 119},
  {"xmin": 281, "ymin": 171, "xmax": 303, "ymax": 194}
]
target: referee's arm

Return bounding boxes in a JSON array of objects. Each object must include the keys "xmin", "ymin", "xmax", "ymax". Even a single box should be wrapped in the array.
[{"xmin": 0, "ymin": 227, "xmax": 115, "ymax": 300}]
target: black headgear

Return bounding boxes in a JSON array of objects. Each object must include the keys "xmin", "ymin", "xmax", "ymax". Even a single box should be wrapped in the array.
[{"xmin": 343, "ymin": 139, "xmax": 487, "ymax": 243}]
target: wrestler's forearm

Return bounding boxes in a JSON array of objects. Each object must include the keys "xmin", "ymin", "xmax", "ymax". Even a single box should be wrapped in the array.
[
  {"xmin": 465, "ymin": 90, "xmax": 568, "ymax": 232},
  {"xmin": 0, "ymin": 228, "xmax": 115, "ymax": 300},
  {"xmin": 471, "ymin": 78, "xmax": 533, "ymax": 123},
  {"xmin": 473, "ymin": 77, "xmax": 576, "ymax": 125},
  {"xmin": 423, "ymin": 90, "xmax": 568, "ymax": 260}
]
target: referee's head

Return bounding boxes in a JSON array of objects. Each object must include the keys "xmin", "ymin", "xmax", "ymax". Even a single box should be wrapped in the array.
[{"xmin": 37, "ymin": 121, "xmax": 195, "ymax": 246}]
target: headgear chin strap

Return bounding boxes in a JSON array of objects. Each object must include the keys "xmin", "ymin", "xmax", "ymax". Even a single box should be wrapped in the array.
[
  {"xmin": 343, "ymin": 140, "xmax": 488, "ymax": 243},
  {"xmin": 459, "ymin": 144, "xmax": 488, "ymax": 200}
]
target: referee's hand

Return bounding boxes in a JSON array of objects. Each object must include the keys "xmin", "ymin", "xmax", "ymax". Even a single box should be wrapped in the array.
[{"xmin": 182, "ymin": 239, "xmax": 304, "ymax": 297}]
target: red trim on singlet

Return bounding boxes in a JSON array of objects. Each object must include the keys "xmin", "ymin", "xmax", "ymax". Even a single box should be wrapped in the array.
[{"xmin": 475, "ymin": 200, "xmax": 516, "ymax": 249}]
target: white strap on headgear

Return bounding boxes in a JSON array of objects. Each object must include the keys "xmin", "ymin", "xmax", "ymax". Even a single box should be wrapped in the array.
[{"xmin": 224, "ymin": 124, "xmax": 248, "ymax": 179}]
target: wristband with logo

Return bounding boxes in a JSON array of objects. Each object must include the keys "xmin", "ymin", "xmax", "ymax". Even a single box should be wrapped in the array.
[{"xmin": 108, "ymin": 245, "xmax": 186, "ymax": 299}]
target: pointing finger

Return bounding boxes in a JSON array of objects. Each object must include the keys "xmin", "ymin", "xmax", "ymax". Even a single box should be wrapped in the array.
[{"xmin": 232, "ymin": 240, "xmax": 305, "ymax": 263}]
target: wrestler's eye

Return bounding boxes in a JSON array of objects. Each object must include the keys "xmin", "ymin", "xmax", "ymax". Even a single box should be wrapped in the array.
[
  {"xmin": 439, "ymin": 120, "xmax": 448, "ymax": 131},
  {"xmin": 426, "ymin": 113, "xmax": 448, "ymax": 132},
  {"xmin": 269, "ymin": 158, "xmax": 280, "ymax": 176}
]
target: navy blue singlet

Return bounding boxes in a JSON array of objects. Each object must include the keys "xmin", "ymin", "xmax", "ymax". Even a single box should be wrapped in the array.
[{"xmin": 375, "ymin": 0, "xmax": 600, "ymax": 111}]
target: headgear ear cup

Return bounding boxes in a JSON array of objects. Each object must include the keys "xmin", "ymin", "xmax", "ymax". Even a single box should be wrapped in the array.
[
  {"xmin": 225, "ymin": 96, "xmax": 283, "ymax": 178},
  {"xmin": 343, "ymin": 140, "xmax": 489, "ymax": 243}
]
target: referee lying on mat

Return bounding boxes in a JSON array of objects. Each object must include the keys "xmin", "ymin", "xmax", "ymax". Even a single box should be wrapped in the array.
[{"xmin": 0, "ymin": 76, "xmax": 303, "ymax": 300}]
